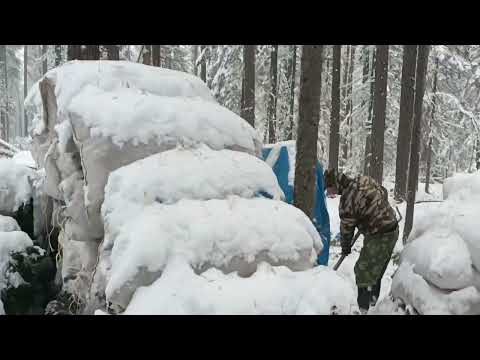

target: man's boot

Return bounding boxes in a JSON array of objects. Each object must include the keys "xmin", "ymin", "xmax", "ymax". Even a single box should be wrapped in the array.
[{"xmin": 357, "ymin": 286, "xmax": 373, "ymax": 314}]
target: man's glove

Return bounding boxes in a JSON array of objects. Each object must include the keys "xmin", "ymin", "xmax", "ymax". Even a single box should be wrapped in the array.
[{"xmin": 341, "ymin": 239, "xmax": 352, "ymax": 256}]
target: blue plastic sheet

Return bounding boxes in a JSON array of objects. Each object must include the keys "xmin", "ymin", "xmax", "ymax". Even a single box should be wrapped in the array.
[{"xmin": 261, "ymin": 143, "xmax": 331, "ymax": 265}]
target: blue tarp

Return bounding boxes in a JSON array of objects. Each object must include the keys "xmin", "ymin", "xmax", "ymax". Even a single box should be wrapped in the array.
[{"xmin": 261, "ymin": 142, "xmax": 331, "ymax": 265}]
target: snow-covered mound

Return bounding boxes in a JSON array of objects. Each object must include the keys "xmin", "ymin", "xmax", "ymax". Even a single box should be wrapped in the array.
[
  {"xmin": 0, "ymin": 158, "xmax": 36, "ymax": 215},
  {"xmin": 124, "ymin": 259, "xmax": 357, "ymax": 315},
  {"xmin": 12, "ymin": 151, "xmax": 36, "ymax": 169},
  {"xmin": 0, "ymin": 216, "xmax": 21, "ymax": 233},
  {"xmin": 392, "ymin": 171, "xmax": 480, "ymax": 314},
  {"xmin": 103, "ymin": 196, "xmax": 322, "ymax": 312},
  {"xmin": 0, "ymin": 231, "xmax": 34, "ymax": 315}
]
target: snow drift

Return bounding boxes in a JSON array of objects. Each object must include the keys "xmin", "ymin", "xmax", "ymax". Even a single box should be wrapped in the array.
[{"xmin": 392, "ymin": 171, "xmax": 480, "ymax": 314}]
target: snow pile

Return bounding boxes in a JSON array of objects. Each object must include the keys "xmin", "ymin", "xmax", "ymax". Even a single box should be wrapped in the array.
[
  {"xmin": 12, "ymin": 151, "xmax": 37, "ymax": 169},
  {"xmin": 124, "ymin": 259, "xmax": 357, "ymax": 315},
  {"xmin": 0, "ymin": 158, "xmax": 36, "ymax": 215},
  {"xmin": 392, "ymin": 171, "xmax": 480, "ymax": 314},
  {"xmin": 0, "ymin": 230, "xmax": 34, "ymax": 315},
  {"xmin": 25, "ymin": 61, "xmax": 264, "ymax": 309},
  {"xmin": 0, "ymin": 216, "xmax": 21, "ymax": 232}
]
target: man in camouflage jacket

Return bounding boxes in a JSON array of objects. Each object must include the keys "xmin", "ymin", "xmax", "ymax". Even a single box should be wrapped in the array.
[{"xmin": 324, "ymin": 169, "xmax": 399, "ymax": 314}]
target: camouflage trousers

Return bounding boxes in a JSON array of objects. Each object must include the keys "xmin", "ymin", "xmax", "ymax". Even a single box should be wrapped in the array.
[{"xmin": 354, "ymin": 227, "xmax": 399, "ymax": 288}]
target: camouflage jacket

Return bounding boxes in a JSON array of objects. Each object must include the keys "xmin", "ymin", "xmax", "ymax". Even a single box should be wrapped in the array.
[{"xmin": 337, "ymin": 174, "xmax": 397, "ymax": 244}]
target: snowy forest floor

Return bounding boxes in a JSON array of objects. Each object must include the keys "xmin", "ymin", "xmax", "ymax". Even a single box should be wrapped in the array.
[{"xmin": 325, "ymin": 181, "xmax": 443, "ymax": 313}]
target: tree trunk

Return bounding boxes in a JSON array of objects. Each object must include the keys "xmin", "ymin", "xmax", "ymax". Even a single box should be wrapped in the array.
[
  {"xmin": 106, "ymin": 45, "xmax": 120, "ymax": 60},
  {"xmin": 370, "ymin": 45, "xmax": 389, "ymax": 184},
  {"xmin": 67, "ymin": 45, "xmax": 100, "ymax": 61},
  {"xmin": 476, "ymin": 138, "xmax": 480, "ymax": 170},
  {"xmin": 142, "ymin": 45, "xmax": 152, "ymax": 65},
  {"xmin": 55, "ymin": 45, "xmax": 62, "ymax": 66},
  {"xmin": 200, "ymin": 45, "xmax": 207, "ymax": 83},
  {"xmin": 394, "ymin": 45, "xmax": 418, "ymax": 201},
  {"xmin": 42, "ymin": 45, "xmax": 48, "ymax": 74},
  {"xmin": 0, "ymin": 45, "xmax": 6, "ymax": 140},
  {"xmin": 240, "ymin": 45, "xmax": 255, "ymax": 128},
  {"xmin": 293, "ymin": 45, "xmax": 324, "ymax": 219},
  {"xmin": 404, "ymin": 45, "xmax": 431, "ymax": 243},
  {"xmin": 152, "ymin": 45, "xmax": 161, "ymax": 67},
  {"xmin": 328, "ymin": 45, "xmax": 341, "ymax": 171},
  {"xmin": 267, "ymin": 45, "xmax": 278, "ymax": 144},
  {"xmin": 193, "ymin": 45, "xmax": 199, "ymax": 75},
  {"xmin": 364, "ymin": 48, "xmax": 376, "ymax": 175},
  {"xmin": 67, "ymin": 45, "xmax": 82, "ymax": 61},
  {"xmin": 425, "ymin": 56, "xmax": 439, "ymax": 194},
  {"xmin": 287, "ymin": 45, "xmax": 297, "ymax": 140},
  {"xmin": 347, "ymin": 45, "xmax": 356, "ymax": 157},
  {"xmin": 24, "ymin": 45, "xmax": 28, "ymax": 136},
  {"xmin": 341, "ymin": 46, "xmax": 350, "ymax": 166}
]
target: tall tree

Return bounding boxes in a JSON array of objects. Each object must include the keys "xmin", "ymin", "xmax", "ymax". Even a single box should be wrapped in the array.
[
  {"xmin": 267, "ymin": 45, "xmax": 279, "ymax": 144},
  {"xmin": 55, "ymin": 45, "xmax": 62, "ymax": 66},
  {"xmin": 328, "ymin": 45, "xmax": 341, "ymax": 171},
  {"xmin": 476, "ymin": 139, "xmax": 480, "ymax": 170},
  {"xmin": 24, "ymin": 45, "xmax": 28, "ymax": 136},
  {"xmin": 67, "ymin": 45, "xmax": 100, "ymax": 61},
  {"xmin": 394, "ymin": 45, "xmax": 418, "ymax": 201},
  {"xmin": 240, "ymin": 45, "xmax": 255, "ymax": 127},
  {"xmin": 425, "ymin": 56, "xmax": 439, "ymax": 193},
  {"xmin": 287, "ymin": 45, "xmax": 297, "ymax": 140},
  {"xmin": 42, "ymin": 45, "xmax": 48, "ymax": 74},
  {"xmin": 364, "ymin": 48, "xmax": 376, "ymax": 175},
  {"xmin": 192, "ymin": 45, "xmax": 198, "ymax": 76},
  {"xmin": 142, "ymin": 45, "xmax": 152, "ymax": 65},
  {"xmin": 404, "ymin": 45, "xmax": 431, "ymax": 243},
  {"xmin": 293, "ymin": 45, "xmax": 323, "ymax": 219},
  {"xmin": 370, "ymin": 45, "xmax": 389, "ymax": 184},
  {"xmin": 152, "ymin": 45, "xmax": 161, "ymax": 67},
  {"xmin": 346, "ymin": 45, "xmax": 356, "ymax": 157},
  {"xmin": 200, "ymin": 45, "xmax": 207, "ymax": 83},
  {"xmin": 0, "ymin": 45, "xmax": 7, "ymax": 140},
  {"xmin": 106, "ymin": 45, "xmax": 120, "ymax": 60}
]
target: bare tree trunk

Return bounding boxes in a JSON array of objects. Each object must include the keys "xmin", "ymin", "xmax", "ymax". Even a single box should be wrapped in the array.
[
  {"xmin": 67, "ymin": 45, "xmax": 100, "ymax": 61},
  {"xmin": 404, "ymin": 45, "xmax": 431, "ymax": 243},
  {"xmin": 328, "ymin": 45, "xmax": 341, "ymax": 171},
  {"xmin": 152, "ymin": 45, "xmax": 161, "ymax": 67},
  {"xmin": 193, "ymin": 45, "xmax": 198, "ymax": 75},
  {"xmin": 267, "ymin": 45, "xmax": 278, "ymax": 144},
  {"xmin": 200, "ymin": 45, "xmax": 207, "ymax": 83},
  {"xmin": 476, "ymin": 138, "xmax": 480, "ymax": 170},
  {"xmin": 346, "ymin": 45, "xmax": 356, "ymax": 157},
  {"xmin": 42, "ymin": 45, "xmax": 48, "ymax": 74},
  {"xmin": 341, "ymin": 46, "xmax": 350, "ymax": 166},
  {"xmin": 67, "ymin": 45, "xmax": 82, "ymax": 61},
  {"xmin": 425, "ymin": 56, "xmax": 439, "ymax": 194},
  {"xmin": 0, "ymin": 45, "xmax": 6, "ymax": 140},
  {"xmin": 287, "ymin": 45, "xmax": 297, "ymax": 140},
  {"xmin": 294, "ymin": 45, "xmax": 324, "ymax": 219},
  {"xmin": 142, "ymin": 45, "xmax": 152, "ymax": 65},
  {"xmin": 55, "ymin": 45, "xmax": 62, "ymax": 66},
  {"xmin": 394, "ymin": 45, "xmax": 418, "ymax": 201},
  {"xmin": 106, "ymin": 45, "xmax": 120, "ymax": 60},
  {"xmin": 370, "ymin": 45, "xmax": 389, "ymax": 184},
  {"xmin": 240, "ymin": 45, "xmax": 255, "ymax": 127},
  {"xmin": 24, "ymin": 45, "xmax": 28, "ymax": 136},
  {"xmin": 364, "ymin": 48, "xmax": 376, "ymax": 175}
]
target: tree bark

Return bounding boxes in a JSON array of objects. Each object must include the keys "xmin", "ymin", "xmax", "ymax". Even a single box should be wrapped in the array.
[
  {"xmin": 24, "ymin": 45, "xmax": 28, "ymax": 136},
  {"xmin": 328, "ymin": 45, "xmax": 341, "ymax": 171},
  {"xmin": 404, "ymin": 45, "xmax": 431, "ymax": 243},
  {"xmin": 152, "ymin": 45, "xmax": 161, "ymax": 67},
  {"xmin": 476, "ymin": 138, "xmax": 480, "ymax": 170},
  {"xmin": 0, "ymin": 45, "xmax": 7, "ymax": 140},
  {"xmin": 394, "ymin": 45, "xmax": 418, "ymax": 201},
  {"xmin": 193, "ymin": 45, "xmax": 198, "ymax": 75},
  {"xmin": 142, "ymin": 45, "xmax": 152, "ymax": 65},
  {"xmin": 106, "ymin": 45, "xmax": 120, "ymax": 60},
  {"xmin": 67, "ymin": 45, "xmax": 100, "ymax": 60},
  {"xmin": 267, "ymin": 45, "xmax": 278, "ymax": 144},
  {"xmin": 293, "ymin": 45, "xmax": 324, "ymax": 219},
  {"xmin": 370, "ymin": 45, "xmax": 389, "ymax": 184},
  {"xmin": 425, "ymin": 56, "xmax": 439, "ymax": 194},
  {"xmin": 55, "ymin": 45, "xmax": 62, "ymax": 66},
  {"xmin": 42, "ymin": 45, "xmax": 48, "ymax": 74},
  {"xmin": 341, "ymin": 46, "xmax": 350, "ymax": 166},
  {"xmin": 346, "ymin": 45, "xmax": 356, "ymax": 157},
  {"xmin": 287, "ymin": 45, "xmax": 297, "ymax": 140},
  {"xmin": 364, "ymin": 48, "xmax": 376, "ymax": 175},
  {"xmin": 200, "ymin": 45, "xmax": 207, "ymax": 83},
  {"xmin": 240, "ymin": 45, "xmax": 256, "ymax": 128}
]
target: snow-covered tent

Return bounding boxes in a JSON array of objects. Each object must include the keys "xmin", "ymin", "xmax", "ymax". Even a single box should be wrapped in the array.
[{"xmin": 262, "ymin": 141, "xmax": 331, "ymax": 265}]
